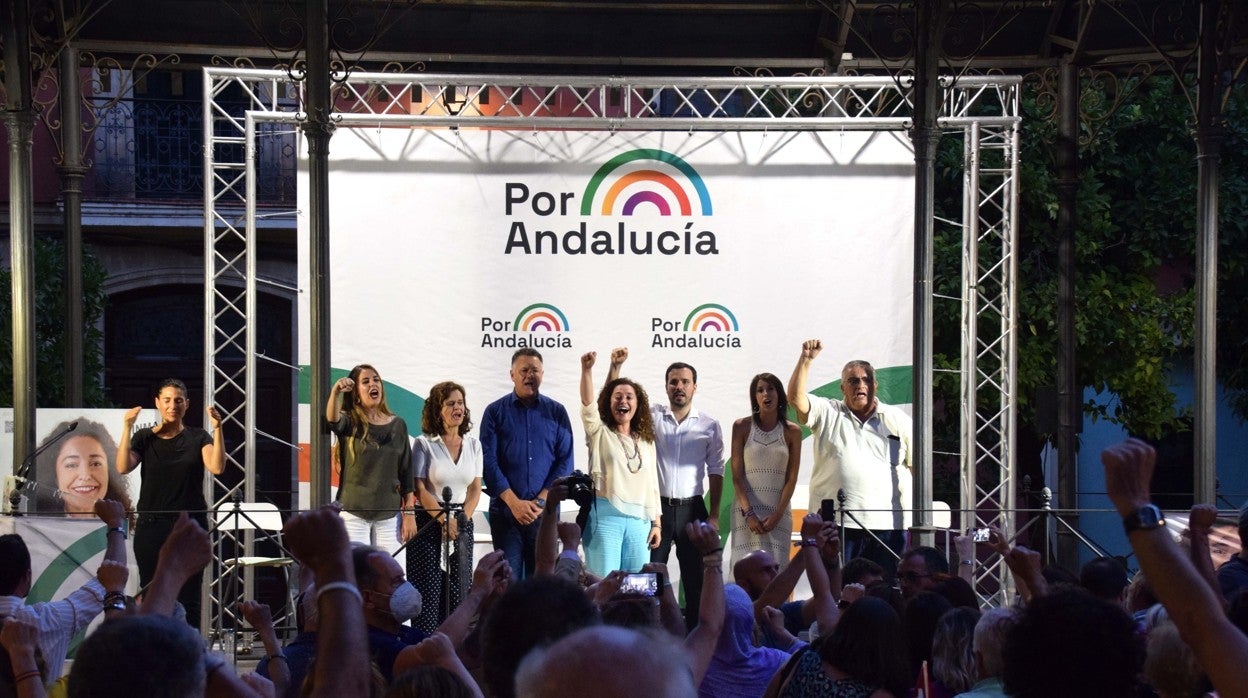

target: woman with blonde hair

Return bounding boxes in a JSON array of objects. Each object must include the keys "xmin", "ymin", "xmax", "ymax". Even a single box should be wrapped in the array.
[{"xmin": 326, "ymin": 364, "xmax": 415, "ymax": 546}]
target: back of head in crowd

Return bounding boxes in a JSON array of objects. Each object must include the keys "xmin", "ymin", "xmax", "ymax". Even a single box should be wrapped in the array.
[
  {"xmin": 864, "ymin": 580, "xmax": 905, "ymax": 617},
  {"xmin": 902, "ymin": 590, "xmax": 952, "ymax": 678},
  {"xmin": 1080, "ymin": 556, "xmax": 1130, "ymax": 604},
  {"xmin": 68, "ymin": 614, "xmax": 205, "ymax": 698},
  {"xmin": 842, "ymin": 557, "xmax": 885, "ymax": 587},
  {"xmin": 1143, "ymin": 620, "xmax": 1207, "ymax": 698},
  {"xmin": 1002, "ymin": 588, "xmax": 1144, "ymax": 698},
  {"xmin": 931, "ymin": 606, "xmax": 981, "ymax": 695},
  {"xmin": 930, "ymin": 574, "xmax": 978, "ymax": 609},
  {"xmin": 972, "ymin": 607, "xmax": 1018, "ymax": 680},
  {"xmin": 600, "ymin": 592, "xmax": 660, "ymax": 629},
  {"xmin": 0, "ymin": 535, "xmax": 31, "ymax": 596},
  {"xmin": 515, "ymin": 625, "xmax": 694, "ymax": 698},
  {"xmin": 482, "ymin": 575, "xmax": 598, "ymax": 698},
  {"xmin": 818, "ymin": 596, "xmax": 911, "ymax": 698},
  {"xmin": 906, "ymin": 545, "xmax": 950, "ymax": 575},
  {"xmin": 386, "ymin": 666, "xmax": 478, "ymax": 698},
  {"xmin": 1042, "ymin": 563, "xmax": 1080, "ymax": 589}
]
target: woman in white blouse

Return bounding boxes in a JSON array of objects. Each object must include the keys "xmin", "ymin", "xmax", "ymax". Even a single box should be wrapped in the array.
[
  {"xmin": 579, "ymin": 349, "xmax": 662, "ymax": 577},
  {"xmin": 405, "ymin": 381, "xmax": 483, "ymax": 634}
]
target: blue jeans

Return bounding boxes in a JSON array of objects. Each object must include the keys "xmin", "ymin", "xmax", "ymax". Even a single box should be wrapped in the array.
[
  {"xmin": 584, "ymin": 497, "xmax": 651, "ymax": 577},
  {"xmin": 489, "ymin": 498, "xmax": 541, "ymax": 579}
]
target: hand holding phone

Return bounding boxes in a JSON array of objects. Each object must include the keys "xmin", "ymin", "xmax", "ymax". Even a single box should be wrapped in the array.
[
  {"xmin": 820, "ymin": 498, "xmax": 837, "ymax": 522},
  {"xmin": 620, "ymin": 572, "xmax": 661, "ymax": 596}
]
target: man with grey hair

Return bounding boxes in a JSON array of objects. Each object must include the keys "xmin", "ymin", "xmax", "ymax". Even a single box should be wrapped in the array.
[
  {"xmin": 954, "ymin": 606, "xmax": 1017, "ymax": 698},
  {"xmin": 515, "ymin": 625, "xmax": 696, "ymax": 698},
  {"xmin": 788, "ymin": 339, "xmax": 913, "ymax": 576}
]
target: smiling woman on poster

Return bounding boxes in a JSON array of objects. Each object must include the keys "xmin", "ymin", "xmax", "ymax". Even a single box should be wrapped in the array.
[
  {"xmin": 35, "ymin": 417, "xmax": 133, "ymax": 518},
  {"xmin": 325, "ymin": 364, "xmax": 417, "ymax": 547},
  {"xmin": 117, "ymin": 378, "xmax": 225, "ymax": 624}
]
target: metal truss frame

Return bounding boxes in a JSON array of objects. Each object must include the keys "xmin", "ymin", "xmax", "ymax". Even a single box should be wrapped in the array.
[
  {"xmin": 959, "ymin": 117, "xmax": 1022, "ymax": 607},
  {"xmin": 202, "ymin": 67, "xmax": 1021, "ymax": 617},
  {"xmin": 201, "ymin": 69, "xmax": 299, "ymax": 638}
]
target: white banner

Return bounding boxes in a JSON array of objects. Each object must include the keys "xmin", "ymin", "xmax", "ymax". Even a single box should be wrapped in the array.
[{"xmin": 298, "ymin": 128, "xmax": 915, "ymax": 511}]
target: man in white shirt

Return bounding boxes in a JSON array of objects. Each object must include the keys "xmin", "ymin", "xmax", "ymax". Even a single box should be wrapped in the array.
[
  {"xmin": 787, "ymin": 339, "xmax": 912, "ymax": 578},
  {"xmin": 609, "ymin": 349, "xmax": 724, "ymax": 629},
  {"xmin": 0, "ymin": 498, "xmax": 129, "ymax": 681}
]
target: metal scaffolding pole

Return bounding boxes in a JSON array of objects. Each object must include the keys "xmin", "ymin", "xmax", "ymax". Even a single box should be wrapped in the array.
[
  {"xmin": 909, "ymin": 0, "xmax": 951, "ymax": 543},
  {"xmin": 1193, "ymin": 0, "xmax": 1223, "ymax": 505},
  {"xmin": 306, "ymin": 0, "xmax": 334, "ymax": 507},
  {"xmin": 1055, "ymin": 61, "xmax": 1082, "ymax": 570},
  {"xmin": 4, "ymin": 0, "xmax": 38, "ymax": 479},
  {"xmin": 59, "ymin": 45, "xmax": 86, "ymax": 407}
]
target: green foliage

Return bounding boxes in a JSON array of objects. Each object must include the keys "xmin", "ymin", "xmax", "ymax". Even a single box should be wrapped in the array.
[
  {"xmin": 934, "ymin": 75, "xmax": 1228, "ymax": 457},
  {"xmin": 0, "ymin": 237, "xmax": 111, "ymax": 407}
]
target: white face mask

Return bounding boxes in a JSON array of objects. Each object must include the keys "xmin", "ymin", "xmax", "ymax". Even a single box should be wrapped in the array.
[{"xmin": 385, "ymin": 581, "xmax": 422, "ymax": 622}]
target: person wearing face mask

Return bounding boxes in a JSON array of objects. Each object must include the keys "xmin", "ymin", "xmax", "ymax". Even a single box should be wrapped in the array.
[
  {"xmin": 353, "ymin": 544, "xmax": 426, "ymax": 683},
  {"xmin": 579, "ymin": 350, "xmax": 662, "ymax": 578},
  {"xmin": 787, "ymin": 340, "xmax": 913, "ymax": 579}
]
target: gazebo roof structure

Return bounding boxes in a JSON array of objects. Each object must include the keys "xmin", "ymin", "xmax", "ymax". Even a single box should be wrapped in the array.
[{"xmin": 48, "ymin": 1, "xmax": 1246, "ymax": 76}]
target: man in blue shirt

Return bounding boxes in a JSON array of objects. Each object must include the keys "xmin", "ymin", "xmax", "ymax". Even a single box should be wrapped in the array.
[{"xmin": 481, "ymin": 348, "xmax": 575, "ymax": 578}]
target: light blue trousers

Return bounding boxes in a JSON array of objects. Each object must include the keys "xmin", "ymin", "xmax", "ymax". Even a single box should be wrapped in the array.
[{"xmin": 584, "ymin": 496, "xmax": 651, "ymax": 577}]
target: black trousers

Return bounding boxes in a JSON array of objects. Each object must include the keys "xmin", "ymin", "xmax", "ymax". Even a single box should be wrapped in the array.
[
  {"xmin": 651, "ymin": 496, "xmax": 710, "ymax": 631},
  {"xmin": 135, "ymin": 513, "xmax": 206, "ymax": 626},
  {"xmin": 841, "ymin": 527, "xmax": 906, "ymax": 581}
]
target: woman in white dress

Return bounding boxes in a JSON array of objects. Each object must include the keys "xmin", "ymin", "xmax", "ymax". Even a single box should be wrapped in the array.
[
  {"xmin": 730, "ymin": 372, "xmax": 801, "ymax": 566},
  {"xmin": 406, "ymin": 381, "xmax": 483, "ymax": 635}
]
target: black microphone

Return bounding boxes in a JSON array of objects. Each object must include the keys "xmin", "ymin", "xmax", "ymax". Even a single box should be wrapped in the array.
[{"xmin": 442, "ymin": 486, "xmax": 453, "ymax": 504}]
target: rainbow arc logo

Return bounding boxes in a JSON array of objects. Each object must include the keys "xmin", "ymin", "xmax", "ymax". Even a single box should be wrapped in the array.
[
  {"xmin": 683, "ymin": 304, "xmax": 738, "ymax": 332},
  {"xmin": 514, "ymin": 303, "xmax": 570, "ymax": 332},
  {"xmin": 581, "ymin": 149, "xmax": 713, "ymax": 217}
]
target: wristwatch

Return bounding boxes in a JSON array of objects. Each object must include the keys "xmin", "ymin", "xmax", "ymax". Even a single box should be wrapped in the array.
[
  {"xmin": 534, "ymin": 497, "xmax": 546, "ymax": 508},
  {"xmin": 1122, "ymin": 503, "xmax": 1165, "ymax": 534}
]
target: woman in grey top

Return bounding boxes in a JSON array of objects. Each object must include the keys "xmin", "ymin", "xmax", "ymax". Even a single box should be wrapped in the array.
[{"xmin": 325, "ymin": 363, "xmax": 415, "ymax": 546}]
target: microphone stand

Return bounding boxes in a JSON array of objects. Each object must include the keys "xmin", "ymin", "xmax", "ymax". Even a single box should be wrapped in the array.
[
  {"xmin": 395, "ymin": 491, "xmax": 465, "ymax": 625},
  {"xmin": 439, "ymin": 486, "xmax": 465, "ymax": 623},
  {"xmin": 8, "ymin": 421, "xmax": 79, "ymax": 514},
  {"xmin": 836, "ymin": 488, "xmax": 903, "ymax": 564}
]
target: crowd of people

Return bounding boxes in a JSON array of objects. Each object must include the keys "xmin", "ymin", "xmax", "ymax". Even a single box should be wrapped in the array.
[{"xmin": 3, "ymin": 344, "xmax": 1248, "ymax": 697}]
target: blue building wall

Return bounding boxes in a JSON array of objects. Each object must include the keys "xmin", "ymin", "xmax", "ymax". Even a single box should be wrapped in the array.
[{"xmin": 1075, "ymin": 365, "xmax": 1248, "ymax": 569}]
